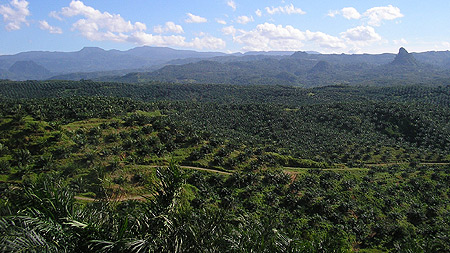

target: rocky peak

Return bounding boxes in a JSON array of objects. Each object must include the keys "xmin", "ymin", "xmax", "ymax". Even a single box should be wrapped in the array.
[{"xmin": 391, "ymin": 47, "xmax": 418, "ymax": 66}]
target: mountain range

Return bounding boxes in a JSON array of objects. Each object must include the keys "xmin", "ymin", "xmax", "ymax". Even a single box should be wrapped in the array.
[
  {"xmin": 0, "ymin": 46, "xmax": 226, "ymax": 80},
  {"xmin": 1, "ymin": 46, "xmax": 450, "ymax": 87},
  {"xmin": 107, "ymin": 47, "xmax": 450, "ymax": 87}
]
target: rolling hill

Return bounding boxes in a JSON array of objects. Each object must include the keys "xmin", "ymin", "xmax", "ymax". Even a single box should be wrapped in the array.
[{"xmin": 109, "ymin": 48, "xmax": 450, "ymax": 87}]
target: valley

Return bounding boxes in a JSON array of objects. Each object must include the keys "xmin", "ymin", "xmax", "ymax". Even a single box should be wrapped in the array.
[{"xmin": 2, "ymin": 0, "xmax": 450, "ymax": 251}]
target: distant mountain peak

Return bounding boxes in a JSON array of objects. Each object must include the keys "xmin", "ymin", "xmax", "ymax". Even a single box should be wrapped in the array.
[
  {"xmin": 309, "ymin": 61, "xmax": 332, "ymax": 73},
  {"xmin": 398, "ymin": 47, "xmax": 408, "ymax": 54},
  {"xmin": 290, "ymin": 51, "xmax": 309, "ymax": 59},
  {"xmin": 391, "ymin": 47, "xmax": 418, "ymax": 66},
  {"xmin": 79, "ymin": 47, "xmax": 105, "ymax": 53},
  {"xmin": 8, "ymin": 60, "xmax": 51, "ymax": 80}
]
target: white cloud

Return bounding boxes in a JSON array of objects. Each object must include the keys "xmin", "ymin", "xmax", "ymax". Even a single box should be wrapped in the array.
[
  {"xmin": 329, "ymin": 5, "xmax": 403, "ymax": 26},
  {"xmin": 71, "ymin": 18, "xmax": 130, "ymax": 42},
  {"xmin": 328, "ymin": 7, "xmax": 360, "ymax": 20},
  {"xmin": 393, "ymin": 38, "xmax": 408, "ymax": 45},
  {"xmin": 216, "ymin": 19, "xmax": 226, "ymax": 25},
  {"xmin": 265, "ymin": 4, "xmax": 306, "ymax": 15},
  {"xmin": 0, "ymin": 0, "xmax": 30, "ymax": 31},
  {"xmin": 53, "ymin": 1, "xmax": 223, "ymax": 50},
  {"xmin": 363, "ymin": 5, "xmax": 403, "ymax": 26},
  {"xmin": 236, "ymin": 15, "xmax": 253, "ymax": 24},
  {"xmin": 222, "ymin": 25, "xmax": 236, "ymax": 35},
  {"xmin": 255, "ymin": 9, "xmax": 262, "ymax": 17},
  {"xmin": 189, "ymin": 35, "xmax": 226, "ymax": 50},
  {"xmin": 232, "ymin": 23, "xmax": 306, "ymax": 51},
  {"xmin": 227, "ymin": 22, "xmax": 385, "ymax": 52},
  {"xmin": 153, "ymin": 21, "xmax": 184, "ymax": 34},
  {"xmin": 341, "ymin": 26, "xmax": 382, "ymax": 45},
  {"xmin": 341, "ymin": 7, "xmax": 361, "ymax": 20},
  {"xmin": 153, "ymin": 25, "xmax": 163, "ymax": 34},
  {"xmin": 39, "ymin": 20, "xmax": 62, "ymax": 34},
  {"xmin": 131, "ymin": 32, "xmax": 225, "ymax": 50},
  {"xmin": 130, "ymin": 32, "xmax": 187, "ymax": 47},
  {"xmin": 54, "ymin": 0, "xmax": 146, "ymax": 41},
  {"xmin": 306, "ymin": 30, "xmax": 346, "ymax": 49},
  {"xmin": 327, "ymin": 10, "xmax": 339, "ymax": 18},
  {"xmin": 49, "ymin": 11, "xmax": 62, "ymax": 21},
  {"xmin": 185, "ymin": 13, "xmax": 207, "ymax": 23},
  {"xmin": 227, "ymin": 0, "xmax": 236, "ymax": 11}
]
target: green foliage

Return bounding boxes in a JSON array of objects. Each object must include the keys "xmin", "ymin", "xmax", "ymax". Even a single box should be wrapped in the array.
[
  {"xmin": 2, "ymin": 155, "xmax": 450, "ymax": 252},
  {"xmin": 0, "ymin": 80, "xmax": 449, "ymax": 252},
  {"xmin": 168, "ymin": 101, "xmax": 449, "ymax": 164},
  {"xmin": 111, "ymin": 54, "xmax": 450, "ymax": 87},
  {"xmin": 1, "ymin": 80, "xmax": 450, "ymax": 108}
]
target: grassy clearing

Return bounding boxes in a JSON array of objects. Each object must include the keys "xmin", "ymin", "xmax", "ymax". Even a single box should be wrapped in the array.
[
  {"xmin": 128, "ymin": 110, "xmax": 163, "ymax": 117},
  {"xmin": 62, "ymin": 118, "xmax": 112, "ymax": 131},
  {"xmin": 0, "ymin": 174, "xmax": 9, "ymax": 182}
]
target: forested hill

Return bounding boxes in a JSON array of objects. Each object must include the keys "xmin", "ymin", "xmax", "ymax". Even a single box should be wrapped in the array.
[
  {"xmin": 0, "ymin": 46, "xmax": 226, "ymax": 80},
  {"xmin": 108, "ymin": 48, "xmax": 450, "ymax": 87},
  {"xmin": 1, "ymin": 46, "xmax": 448, "ymax": 85}
]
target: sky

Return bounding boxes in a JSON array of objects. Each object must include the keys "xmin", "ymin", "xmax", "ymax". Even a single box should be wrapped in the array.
[{"xmin": 0, "ymin": 0, "xmax": 449, "ymax": 55}]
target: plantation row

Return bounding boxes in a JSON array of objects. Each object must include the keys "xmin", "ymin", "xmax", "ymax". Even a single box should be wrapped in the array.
[
  {"xmin": 0, "ymin": 80, "xmax": 449, "ymax": 252},
  {"xmin": 1, "ymin": 80, "xmax": 449, "ymax": 107}
]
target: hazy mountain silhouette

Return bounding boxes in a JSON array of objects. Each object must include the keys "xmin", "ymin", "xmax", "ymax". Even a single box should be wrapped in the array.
[
  {"xmin": 391, "ymin": 47, "xmax": 418, "ymax": 66},
  {"xmin": 8, "ymin": 61, "xmax": 51, "ymax": 80},
  {"xmin": 109, "ymin": 48, "xmax": 450, "ymax": 87},
  {"xmin": 0, "ymin": 46, "xmax": 227, "ymax": 80},
  {"xmin": 309, "ymin": 61, "xmax": 332, "ymax": 73},
  {"xmin": 3, "ymin": 46, "xmax": 450, "ymax": 82}
]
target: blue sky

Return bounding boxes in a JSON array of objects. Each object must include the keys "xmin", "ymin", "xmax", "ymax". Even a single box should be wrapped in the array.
[{"xmin": 0, "ymin": 0, "xmax": 449, "ymax": 55}]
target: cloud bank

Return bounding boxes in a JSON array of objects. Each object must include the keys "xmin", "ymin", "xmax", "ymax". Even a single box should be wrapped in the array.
[
  {"xmin": 225, "ymin": 22, "xmax": 381, "ymax": 52},
  {"xmin": 266, "ymin": 4, "xmax": 306, "ymax": 15},
  {"xmin": 236, "ymin": 15, "xmax": 254, "ymax": 25},
  {"xmin": 0, "ymin": 0, "xmax": 30, "ymax": 31},
  {"xmin": 185, "ymin": 13, "xmax": 207, "ymax": 23},
  {"xmin": 5, "ymin": 0, "xmax": 406, "ymax": 53},
  {"xmin": 154, "ymin": 22, "xmax": 184, "ymax": 34},
  {"xmin": 51, "ymin": 1, "xmax": 224, "ymax": 50},
  {"xmin": 227, "ymin": 0, "xmax": 236, "ymax": 11},
  {"xmin": 329, "ymin": 5, "xmax": 403, "ymax": 26},
  {"xmin": 39, "ymin": 20, "xmax": 62, "ymax": 34}
]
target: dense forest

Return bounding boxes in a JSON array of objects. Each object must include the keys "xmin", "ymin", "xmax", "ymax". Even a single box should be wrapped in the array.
[
  {"xmin": 101, "ymin": 48, "xmax": 450, "ymax": 87},
  {"xmin": 4, "ymin": 46, "xmax": 450, "ymax": 87},
  {"xmin": 110, "ymin": 59, "xmax": 450, "ymax": 87},
  {"xmin": 0, "ymin": 80, "xmax": 449, "ymax": 252}
]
